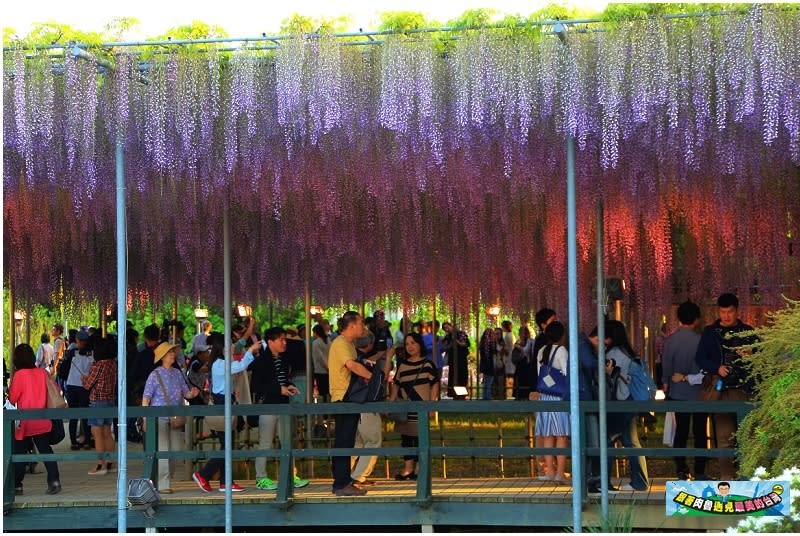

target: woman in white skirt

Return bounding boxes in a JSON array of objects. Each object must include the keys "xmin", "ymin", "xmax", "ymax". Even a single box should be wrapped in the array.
[{"xmin": 531, "ymin": 321, "xmax": 570, "ymax": 484}]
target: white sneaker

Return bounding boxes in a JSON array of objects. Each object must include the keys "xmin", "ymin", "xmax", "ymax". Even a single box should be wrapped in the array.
[
  {"xmin": 619, "ymin": 484, "xmax": 645, "ymax": 491},
  {"xmin": 537, "ymin": 474, "xmax": 555, "ymax": 481}
]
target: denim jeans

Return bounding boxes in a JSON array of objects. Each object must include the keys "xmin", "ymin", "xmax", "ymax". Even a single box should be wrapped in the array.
[
  {"xmin": 608, "ymin": 411, "xmax": 649, "ymax": 490},
  {"xmin": 482, "ymin": 375, "xmax": 494, "ymax": 400}
]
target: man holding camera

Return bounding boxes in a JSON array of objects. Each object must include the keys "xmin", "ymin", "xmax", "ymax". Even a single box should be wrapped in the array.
[{"xmin": 694, "ymin": 293, "xmax": 757, "ymax": 481}]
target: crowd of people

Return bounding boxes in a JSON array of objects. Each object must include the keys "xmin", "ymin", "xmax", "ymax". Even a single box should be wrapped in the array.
[{"xmin": 4, "ymin": 292, "xmax": 757, "ymax": 497}]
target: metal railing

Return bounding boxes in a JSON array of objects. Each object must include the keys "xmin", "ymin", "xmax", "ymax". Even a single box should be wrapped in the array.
[{"xmin": 3, "ymin": 399, "xmax": 755, "ymax": 506}]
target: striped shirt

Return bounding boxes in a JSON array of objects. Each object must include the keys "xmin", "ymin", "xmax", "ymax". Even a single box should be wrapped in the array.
[{"xmin": 273, "ymin": 356, "xmax": 289, "ymax": 386}]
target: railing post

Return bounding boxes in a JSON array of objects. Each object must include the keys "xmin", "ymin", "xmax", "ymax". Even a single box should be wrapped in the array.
[
  {"xmin": 4, "ymin": 418, "xmax": 15, "ymax": 502},
  {"xmin": 276, "ymin": 413, "xmax": 294, "ymax": 502},
  {"xmin": 497, "ymin": 417, "xmax": 505, "ymax": 478},
  {"xmin": 142, "ymin": 415, "xmax": 158, "ymax": 481},
  {"xmin": 416, "ymin": 406, "xmax": 431, "ymax": 501},
  {"xmin": 469, "ymin": 414, "xmax": 477, "ymax": 476},
  {"xmin": 579, "ymin": 401, "xmax": 588, "ymax": 506},
  {"xmin": 527, "ymin": 414, "xmax": 535, "ymax": 478},
  {"xmin": 438, "ymin": 414, "xmax": 447, "ymax": 479}
]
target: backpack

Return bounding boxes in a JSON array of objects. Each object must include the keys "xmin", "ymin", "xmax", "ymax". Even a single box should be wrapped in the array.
[
  {"xmin": 56, "ymin": 348, "xmax": 76, "ymax": 381},
  {"xmin": 343, "ymin": 358, "xmax": 386, "ymax": 403},
  {"xmin": 626, "ymin": 356, "xmax": 658, "ymax": 401}
]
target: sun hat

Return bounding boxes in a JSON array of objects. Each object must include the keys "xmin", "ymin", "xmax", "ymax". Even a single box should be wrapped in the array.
[{"xmin": 153, "ymin": 342, "xmax": 180, "ymax": 364}]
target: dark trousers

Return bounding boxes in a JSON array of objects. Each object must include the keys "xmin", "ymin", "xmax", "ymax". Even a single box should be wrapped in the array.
[
  {"xmin": 671, "ymin": 400, "xmax": 707, "ymax": 476},
  {"xmin": 401, "ymin": 434, "xmax": 419, "ymax": 462},
  {"xmin": 314, "ymin": 374, "xmax": 330, "ymax": 401},
  {"xmin": 14, "ymin": 433, "xmax": 60, "ymax": 486},
  {"xmin": 584, "ymin": 412, "xmax": 600, "ymax": 482},
  {"xmin": 332, "ymin": 411, "xmax": 360, "ymax": 490},
  {"xmin": 65, "ymin": 385, "xmax": 90, "ymax": 445}
]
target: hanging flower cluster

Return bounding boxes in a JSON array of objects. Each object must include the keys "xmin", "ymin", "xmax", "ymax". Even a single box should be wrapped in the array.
[{"xmin": 3, "ymin": 6, "xmax": 800, "ymax": 327}]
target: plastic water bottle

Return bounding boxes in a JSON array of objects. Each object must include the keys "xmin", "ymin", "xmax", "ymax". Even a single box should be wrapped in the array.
[{"xmin": 715, "ymin": 378, "xmax": 724, "ymax": 391}]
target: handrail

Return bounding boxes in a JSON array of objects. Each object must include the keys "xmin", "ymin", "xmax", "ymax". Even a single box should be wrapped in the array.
[{"xmin": 4, "ymin": 399, "xmax": 756, "ymax": 507}]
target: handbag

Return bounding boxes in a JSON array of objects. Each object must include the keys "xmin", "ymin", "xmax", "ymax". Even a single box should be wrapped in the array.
[
  {"xmin": 699, "ymin": 373, "xmax": 723, "ymax": 401},
  {"xmin": 48, "ymin": 419, "xmax": 66, "ymax": 445},
  {"xmin": 204, "ymin": 398, "xmax": 236, "ymax": 431},
  {"xmin": 537, "ymin": 346, "xmax": 569, "ymax": 398},
  {"xmin": 155, "ymin": 370, "xmax": 187, "ymax": 429},
  {"xmin": 389, "ymin": 361, "xmax": 423, "ymax": 425},
  {"xmin": 45, "ymin": 374, "xmax": 67, "ymax": 409}
]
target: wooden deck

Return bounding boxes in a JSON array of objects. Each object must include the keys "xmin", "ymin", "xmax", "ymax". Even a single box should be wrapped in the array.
[
  {"xmin": 4, "ymin": 400, "xmax": 756, "ymax": 532},
  {"xmin": 4, "ymin": 453, "xmax": 742, "ymax": 532}
]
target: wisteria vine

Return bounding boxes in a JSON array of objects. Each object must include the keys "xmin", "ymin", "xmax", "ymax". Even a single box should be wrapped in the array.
[{"xmin": 3, "ymin": 6, "xmax": 800, "ymax": 329}]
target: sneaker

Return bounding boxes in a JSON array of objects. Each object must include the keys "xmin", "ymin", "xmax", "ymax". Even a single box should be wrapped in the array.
[
  {"xmin": 536, "ymin": 473, "xmax": 555, "ymax": 481},
  {"xmin": 192, "ymin": 471, "xmax": 212, "ymax": 493},
  {"xmin": 293, "ymin": 476, "xmax": 310, "ymax": 489},
  {"xmin": 219, "ymin": 482, "xmax": 245, "ymax": 493},
  {"xmin": 554, "ymin": 474, "xmax": 571, "ymax": 485},
  {"xmin": 333, "ymin": 483, "xmax": 367, "ymax": 496},
  {"xmin": 106, "ymin": 463, "xmax": 117, "ymax": 473},
  {"xmin": 256, "ymin": 477, "xmax": 278, "ymax": 491},
  {"xmin": 88, "ymin": 464, "xmax": 108, "ymax": 476}
]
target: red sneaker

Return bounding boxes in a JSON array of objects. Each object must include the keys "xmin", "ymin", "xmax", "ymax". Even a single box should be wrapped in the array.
[
  {"xmin": 219, "ymin": 481, "xmax": 245, "ymax": 493},
  {"xmin": 192, "ymin": 471, "xmax": 212, "ymax": 493}
]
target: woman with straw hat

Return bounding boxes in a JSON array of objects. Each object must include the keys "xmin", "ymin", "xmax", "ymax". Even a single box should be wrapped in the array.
[{"xmin": 141, "ymin": 342, "xmax": 200, "ymax": 493}]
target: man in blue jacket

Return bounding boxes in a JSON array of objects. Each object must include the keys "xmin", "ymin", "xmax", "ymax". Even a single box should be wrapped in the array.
[
  {"xmin": 694, "ymin": 293, "xmax": 757, "ymax": 480},
  {"xmin": 580, "ymin": 324, "xmax": 612, "ymax": 494}
]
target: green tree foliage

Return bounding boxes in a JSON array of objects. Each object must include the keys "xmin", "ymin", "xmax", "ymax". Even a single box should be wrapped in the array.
[
  {"xmin": 103, "ymin": 17, "xmax": 141, "ymax": 42},
  {"xmin": 279, "ymin": 14, "xmax": 350, "ymax": 35},
  {"xmin": 447, "ymin": 9, "xmax": 496, "ymax": 29},
  {"xmin": 4, "ymin": 21, "xmax": 105, "ymax": 49},
  {"xmin": 737, "ymin": 297, "xmax": 800, "ymax": 476},
  {"xmin": 149, "ymin": 20, "xmax": 228, "ymax": 41},
  {"xmin": 600, "ymin": 2, "xmax": 757, "ymax": 22},
  {"xmin": 377, "ymin": 11, "xmax": 429, "ymax": 33},
  {"xmin": 528, "ymin": 3, "xmax": 582, "ymax": 21}
]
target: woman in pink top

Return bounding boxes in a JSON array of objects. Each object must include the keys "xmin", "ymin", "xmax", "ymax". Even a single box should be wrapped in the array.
[{"xmin": 8, "ymin": 344, "xmax": 62, "ymax": 495}]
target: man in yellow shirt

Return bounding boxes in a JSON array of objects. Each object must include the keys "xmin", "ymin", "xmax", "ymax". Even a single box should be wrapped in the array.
[{"xmin": 328, "ymin": 311, "xmax": 373, "ymax": 496}]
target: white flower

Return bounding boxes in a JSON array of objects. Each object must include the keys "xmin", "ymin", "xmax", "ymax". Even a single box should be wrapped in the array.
[
  {"xmin": 728, "ymin": 466, "xmax": 800, "ymax": 532},
  {"xmin": 753, "ymin": 466, "xmax": 769, "ymax": 479}
]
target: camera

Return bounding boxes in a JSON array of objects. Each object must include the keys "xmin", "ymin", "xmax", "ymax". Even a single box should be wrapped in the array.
[{"xmin": 607, "ymin": 362, "xmax": 621, "ymax": 382}]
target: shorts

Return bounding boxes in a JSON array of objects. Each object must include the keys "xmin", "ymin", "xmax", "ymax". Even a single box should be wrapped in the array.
[{"xmin": 88, "ymin": 399, "xmax": 116, "ymax": 426}]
